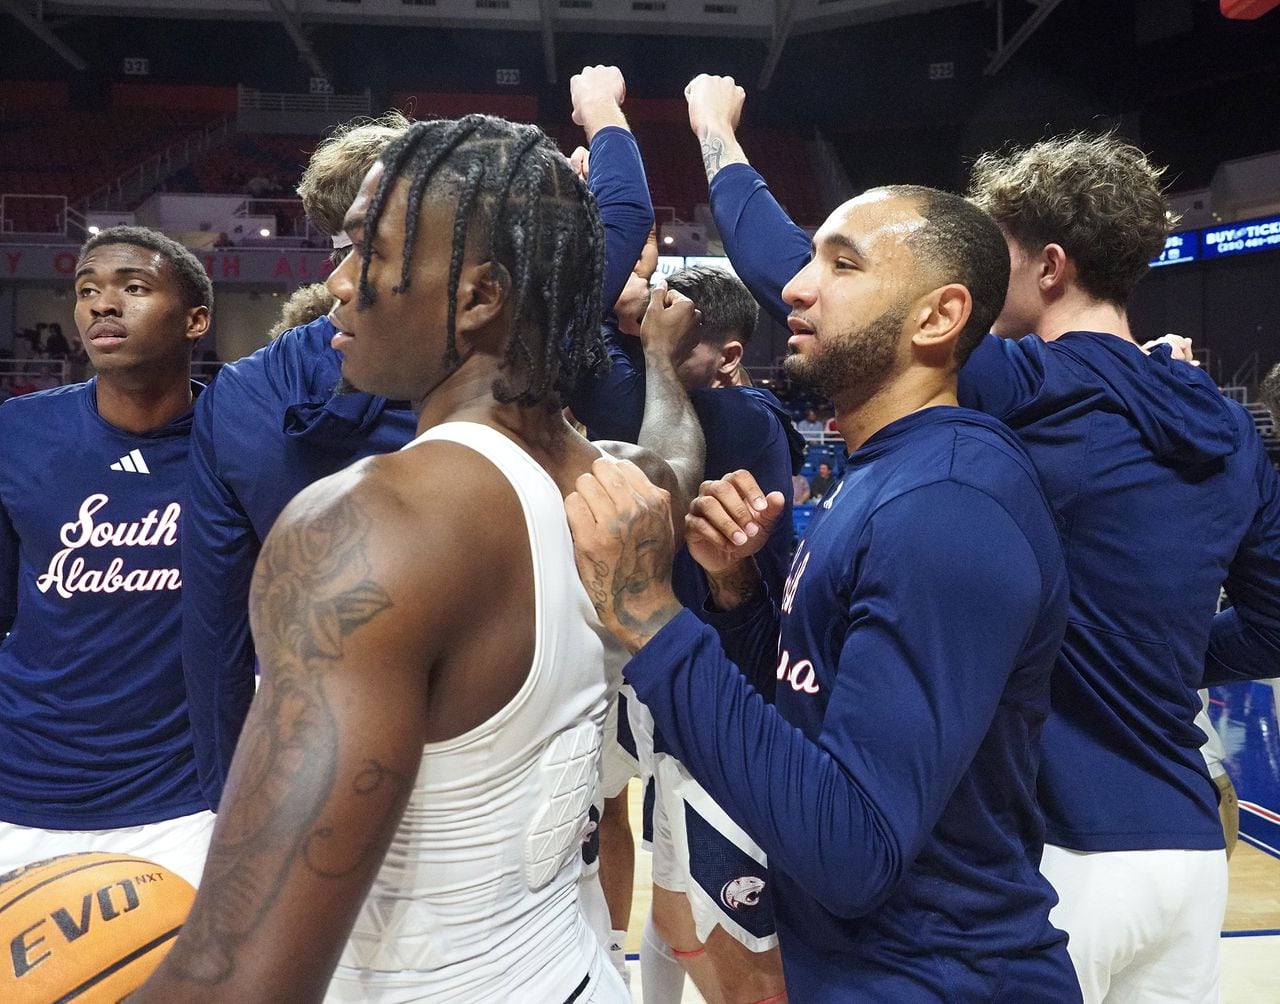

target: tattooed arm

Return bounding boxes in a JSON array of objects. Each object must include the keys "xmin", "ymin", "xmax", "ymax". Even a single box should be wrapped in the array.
[
  {"xmin": 132, "ymin": 449, "xmax": 518, "ymax": 1002},
  {"xmin": 566, "ymin": 460, "xmax": 784, "ymax": 653},
  {"xmin": 685, "ymin": 74, "xmax": 751, "ymax": 182}
]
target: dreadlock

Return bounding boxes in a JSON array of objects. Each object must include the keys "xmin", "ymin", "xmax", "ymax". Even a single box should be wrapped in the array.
[{"xmin": 357, "ymin": 115, "xmax": 607, "ymax": 410}]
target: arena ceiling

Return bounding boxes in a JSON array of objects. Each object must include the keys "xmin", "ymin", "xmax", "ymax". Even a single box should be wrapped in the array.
[{"xmin": 5, "ymin": 0, "xmax": 1085, "ymax": 86}]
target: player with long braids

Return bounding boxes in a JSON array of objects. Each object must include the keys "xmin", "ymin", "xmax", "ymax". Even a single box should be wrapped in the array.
[{"xmin": 133, "ymin": 115, "xmax": 690, "ymax": 1003}]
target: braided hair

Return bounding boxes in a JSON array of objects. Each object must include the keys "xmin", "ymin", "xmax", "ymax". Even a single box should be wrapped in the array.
[{"xmin": 357, "ymin": 115, "xmax": 607, "ymax": 410}]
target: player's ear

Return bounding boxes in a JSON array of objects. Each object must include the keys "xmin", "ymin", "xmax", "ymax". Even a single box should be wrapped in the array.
[
  {"xmin": 717, "ymin": 340, "xmax": 744, "ymax": 378},
  {"xmin": 455, "ymin": 261, "xmax": 509, "ymax": 335},
  {"xmin": 184, "ymin": 306, "xmax": 211, "ymax": 345},
  {"xmin": 911, "ymin": 284, "xmax": 969, "ymax": 360},
  {"xmin": 1039, "ymin": 243, "xmax": 1071, "ymax": 293}
]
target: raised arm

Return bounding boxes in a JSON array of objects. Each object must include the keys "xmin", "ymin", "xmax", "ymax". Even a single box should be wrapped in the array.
[
  {"xmin": 635, "ymin": 282, "xmax": 705, "ymax": 515},
  {"xmin": 181, "ymin": 382, "xmax": 261, "ymax": 809},
  {"xmin": 136, "ymin": 461, "xmax": 479, "ymax": 1002},
  {"xmin": 565, "ymin": 66, "xmax": 654, "ymax": 440},
  {"xmin": 572, "ymin": 65, "xmax": 655, "ymax": 312},
  {"xmin": 686, "ymin": 74, "xmax": 810, "ymax": 325}
]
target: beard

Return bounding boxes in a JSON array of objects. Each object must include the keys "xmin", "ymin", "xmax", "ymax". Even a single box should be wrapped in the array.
[{"xmin": 783, "ymin": 302, "xmax": 906, "ymax": 404}]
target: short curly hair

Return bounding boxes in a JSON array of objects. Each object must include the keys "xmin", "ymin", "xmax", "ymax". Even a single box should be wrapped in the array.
[
  {"xmin": 297, "ymin": 110, "xmax": 412, "ymax": 237},
  {"xmin": 78, "ymin": 225, "xmax": 213, "ymax": 312},
  {"xmin": 967, "ymin": 132, "xmax": 1173, "ymax": 306},
  {"xmin": 270, "ymin": 283, "xmax": 333, "ymax": 338}
]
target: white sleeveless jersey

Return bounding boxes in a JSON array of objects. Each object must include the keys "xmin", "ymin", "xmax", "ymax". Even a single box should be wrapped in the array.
[{"xmin": 327, "ymin": 422, "xmax": 626, "ymax": 1003}]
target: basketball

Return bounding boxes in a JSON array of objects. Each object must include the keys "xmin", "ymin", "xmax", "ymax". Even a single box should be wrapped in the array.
[{"xmin": 0, "ymin": 852, "xmax": 195, "ymax": 1003}]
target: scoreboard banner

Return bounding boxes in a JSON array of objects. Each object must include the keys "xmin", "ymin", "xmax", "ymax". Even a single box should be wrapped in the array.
[{"xmin": 1150, "ymin": 212, "xmax": 1280, "ymax": 268}]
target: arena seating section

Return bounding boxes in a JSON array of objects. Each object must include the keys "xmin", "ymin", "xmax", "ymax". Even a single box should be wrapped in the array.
[
  {"xmin": 0, "ymin": 107, "xmax": 223, "ymax": 233},
  {"xmin": 163, "ymin": 134, "xmax": 317, "ymax": 199},
  {"xmin": 545, "ymin": 121, "xmax": 824, "ymax": 228},
  {"xmin": 1, "ymin": 80, "xmax": 825, "ymax": 240}
]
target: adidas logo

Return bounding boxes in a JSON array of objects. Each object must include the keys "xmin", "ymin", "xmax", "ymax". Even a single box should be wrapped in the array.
[{"xmin": 109, "ymin": 449, "xmax": 151, "ymax": 475}]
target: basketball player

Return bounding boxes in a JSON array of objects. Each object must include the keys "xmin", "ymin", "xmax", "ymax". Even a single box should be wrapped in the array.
[
  {"xmin": 132, "ymin": 116, "xmax": 689, "ymax": 1003},
  {"xmin": 685, "ymin": 76, "xmax": 1280, "ymax": 1002},
  {"xmin": 181, "ymin": 112, "xmax": 418, "ymax": 812},
  {"xmin": 563, "ymin": 74, "xmax": 796, "ymax": 998},
  {"xmin": 576, "ymin": 262, "xmax": 803, "ymax": 1003},
  {"xmin": 566, "ymin": 183, "xmax": 1081, "ymax": 1001},
  {"xmin": 0, "ymin": 226, "xmax": 214, "ymax": 886},
  {"xmin": 183, "ymin": 73, "xmax": 655, "ymax": 814}
]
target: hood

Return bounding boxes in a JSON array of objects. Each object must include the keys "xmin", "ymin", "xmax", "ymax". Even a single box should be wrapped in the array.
[
  {"xmin": 277, "ymin": 315, "xmax": 407, "ymax": 454},
  {"xmin": 283, "ymin": 390, "xmax": 395, "ymax": 453},
  {"xmin": 1054, "ymin": 332, "xmax": 1239, "ymax": 467}
]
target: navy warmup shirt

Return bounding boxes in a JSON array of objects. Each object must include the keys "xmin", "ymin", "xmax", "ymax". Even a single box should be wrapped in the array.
[
  {"xmin": 626, "ymin": 408, "xmax": 1078, "ymax": 1001},
  {"xmin": 708, "ymin": 161, "xmax": 1280, "ymax": 853},
  {"xmin": 0, "ymin": 382, "xmax": 205, "ymax": 829}
]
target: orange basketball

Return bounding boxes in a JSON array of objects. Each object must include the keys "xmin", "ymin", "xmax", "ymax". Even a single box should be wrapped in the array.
[{"xmin": 0, "ymin": 852, "xmax": 195, "ymax": 1003}]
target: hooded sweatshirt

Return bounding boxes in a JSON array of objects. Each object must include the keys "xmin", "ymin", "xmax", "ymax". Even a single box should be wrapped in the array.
[
  {"xmin": 625, "ymin": 406, "xmax": 1080, "ymax": 1002},
  {"xmin": 181, "ymin": 316, "xmax": 418, "ymax": 809},
  {"xmin": 707, "ymin": 160, "xmax": 1280, "ymax": 851},
  {"xmin": 960, "ymin": 331, "xmax": 1280, "ymax": 850}
]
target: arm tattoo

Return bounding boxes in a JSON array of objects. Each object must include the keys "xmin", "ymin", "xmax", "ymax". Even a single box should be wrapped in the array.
[
  {"xmin": 700, "ymin": 127, "xmax": 729, "ymax": 183},
  {"xmin": 160, "ymin": 497, "xmax": 402, "ymax": 985},
  {"xmin": 707, "ymin": 560, "xmax": 763, "ymax": 613},
  {"xmin": 583, "ymin": 504, "xmax": 681, "ymax": 652}
]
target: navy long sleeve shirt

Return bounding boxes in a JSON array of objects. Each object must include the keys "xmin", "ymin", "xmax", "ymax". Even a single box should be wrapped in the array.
[
  {"xmin": 627, "ymin": 408, "xmax": 1079, "ymax": 1001},
  {"xmin": 709, "ymin": 161, "xmax": 1280, "ymax": 852},
  {"xmin": 180, "ymin": 318, "xmax": 418, "ymax": 808},
  {"xmin": 0, "ymin": 382, "xmax": 206, "ymax": 828}
]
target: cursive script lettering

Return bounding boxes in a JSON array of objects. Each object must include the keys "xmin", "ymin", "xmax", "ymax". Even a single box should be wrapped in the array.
[{"xmin": 34, "ymin": 494, "xmax": 182, "ymax": 598}]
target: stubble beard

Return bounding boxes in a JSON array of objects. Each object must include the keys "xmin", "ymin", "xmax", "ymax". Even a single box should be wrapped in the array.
[{"xmin": 783, "ymin": 302, "xmax": 906, "ymax": 404}]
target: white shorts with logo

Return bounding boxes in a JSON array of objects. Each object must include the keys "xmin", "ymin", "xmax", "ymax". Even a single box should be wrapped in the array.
[
  {"xmin": 628, "ymin": 695, "xmax": 778, "ymax": 953},
  {"xmin": 0, "ymin": 809, "xmax": 216, "ymax": 889},
  {"xmin": 1041, "ymin": 843, "xmax": 1227, "ymax": 1004}
]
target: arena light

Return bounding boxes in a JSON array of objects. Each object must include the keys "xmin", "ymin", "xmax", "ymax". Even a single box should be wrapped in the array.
[
  {"xmin": 259, "ymin": 228, "xmax": 271, "ymax": 237},
  {"xmin": 662, "ymin": 235, "xmax": 675, "ymax": 245},
  {"xmin": 87, "ymin": 225, "xmax": 100, "ymax": 235}
]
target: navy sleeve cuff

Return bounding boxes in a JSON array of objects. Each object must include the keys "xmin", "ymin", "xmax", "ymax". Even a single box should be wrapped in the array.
[{"xmin": 624, "ymin": 606, "xmax": 708, "ymax": 692}]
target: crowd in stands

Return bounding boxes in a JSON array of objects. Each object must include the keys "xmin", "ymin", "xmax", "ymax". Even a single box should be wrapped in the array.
[{"xmin": 1, "ymin": 322, "xmax": 88, "ymax": 398}]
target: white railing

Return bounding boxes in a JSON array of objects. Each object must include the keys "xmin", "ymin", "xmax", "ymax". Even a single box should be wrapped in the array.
[
  {"xmin": 0, "ymin": 359, "xmax": 75, "ymax": 394},
  {"xmin": 233, "ymin": 197, "xmax": 323, "ymax": 243},
  {"xmin": 0, "ymin": 193, "xmax": 68, "ymax": 236},
  {"xmin": 237, "ymin": 86, "xmax": 371, "ymax": 116},
  {"xmin": 77, "ymin": 119, "xmax": 235, "ymax": 214}
]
